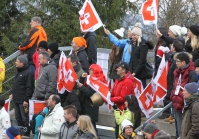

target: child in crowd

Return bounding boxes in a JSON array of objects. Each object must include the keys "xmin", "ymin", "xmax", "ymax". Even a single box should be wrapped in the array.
[
  {"xmin": 119, "ymin": 119, "xmax": 136, "ymax": 139},
  {"xmin": 5, "ymin": 126, "xmax": 21, "ymax": 139}
]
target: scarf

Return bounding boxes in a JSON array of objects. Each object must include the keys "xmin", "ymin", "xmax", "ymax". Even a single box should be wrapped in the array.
[{"xmin": 185, "ymin": 93, "xmax": 199, "ymax": 106}]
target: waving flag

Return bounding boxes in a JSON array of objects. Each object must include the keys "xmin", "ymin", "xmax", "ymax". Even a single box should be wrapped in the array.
[
  {"xmin": 29, "ymin": 100, "xmax": 46, "ymax": 121},
  {"xmin": 141, "ymin": 0, "xmax": 159, "ymax": 25},
  {"xmin": 138, "ymin": 81, "xmax": 154, "ymax": 118},
  {"xmin": 134, "ymin": 77, "xmax": 143, "ymax": 98},
  {"xmin": 79, "ymin": 0, "xmax": 103, "ymax": 32},
  {"xmin": 4, "ymin": 99, "xmax": 11, "ymax": 113},
  {"xmin": 87, "ymin": 75, "xmax": 113, "ymax": 105}
]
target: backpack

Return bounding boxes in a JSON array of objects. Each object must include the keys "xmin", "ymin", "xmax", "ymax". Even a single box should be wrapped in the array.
[{"xmin": 30, "ymin": 111, "xmax": 46, "ymax": 134}]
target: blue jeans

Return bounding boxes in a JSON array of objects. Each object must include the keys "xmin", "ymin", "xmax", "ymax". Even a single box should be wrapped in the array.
[
  {"xmin": 29, "ymin": 64, "xmax": 36, "ymax": 77},
  {"xmin": 172, "ymin": 107, "xmax": 182, "ymax": 138}
]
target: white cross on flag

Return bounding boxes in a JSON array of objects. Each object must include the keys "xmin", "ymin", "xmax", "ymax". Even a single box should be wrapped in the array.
[
  {"xmin": 79, "ymin": 0, "xmax": 103, "ymax": 32},
  {"xmin": 138, "ymin": 81, "xmax": 154, "ymax": 118},
  {"xmin": 134, "ymin": 77, "xmax": 143, "ymax": 98},
  {"xmin": 141, "ymin": 0, "xmax": 158, "ymax": 25},
  {"xmin": 87, "ymin": 75, "xmax": 113, "ymax": 106}
]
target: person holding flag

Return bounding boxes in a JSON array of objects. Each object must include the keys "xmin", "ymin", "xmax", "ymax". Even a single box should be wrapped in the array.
[{"xmin": 77, "ymin": 64, "xmax": 108, "ymax": 137}]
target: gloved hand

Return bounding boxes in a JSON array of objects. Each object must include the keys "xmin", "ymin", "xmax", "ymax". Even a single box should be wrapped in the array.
[{"xmin": 112, "ymin": 104, "xmax": 118, "ymax": 110}]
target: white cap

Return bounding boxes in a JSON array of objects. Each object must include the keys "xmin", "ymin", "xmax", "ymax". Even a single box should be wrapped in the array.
[
  {"xmin": 114, "ymin": 27, "xmax": 125, "ymax": 38},
  {"xmin": 121, "ymin": 119, "xmax": 133, "ymax": 131},
  {"xmin": 169, "ymin": 25, "xmax": 187, "ymax": 37}
]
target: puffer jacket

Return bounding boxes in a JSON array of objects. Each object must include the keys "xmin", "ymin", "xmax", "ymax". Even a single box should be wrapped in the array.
[
  {"xmin": 0, "ymin": 57, "xmax": 5, "ymax": 93},
  {"xmin": 108, "ymin": 33, "xmax": 132, "ymax": 64},
  {"xmin": 0, "ymin": 107, "xmax": 11, "ymax": 139},
  {"xmin": 181, "ymin": 99, "xmax": 199, "ymax": 139},
  {"xmin": 59, "ymin": 120, "xmax": 78, "ymax": 139},
  {"xmin": 170, "ymin": 61, "xmax": 197, "ymax": 111},
  {"xmin": 152, "ymin": 130, "xmax": 171, "ymax": 139},
  {"xmin": 111, "ymin": 72, "xmax": 135, "ymax": 111},
  {"xmin": 129, "ymin": 38, "xmax": 148, "ymax": 79},
  {"xmin": 39, "ymin": 103, "xmax": 64, "ymax": 139},
  {"xmin": 34, "ymin": 60, "xmax": 57, "ymax": 100}
]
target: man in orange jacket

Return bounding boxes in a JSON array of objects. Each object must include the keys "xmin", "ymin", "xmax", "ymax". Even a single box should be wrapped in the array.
[{"xmin": 19, "ymin": 17, "xmax": 47, "ymax": 75}]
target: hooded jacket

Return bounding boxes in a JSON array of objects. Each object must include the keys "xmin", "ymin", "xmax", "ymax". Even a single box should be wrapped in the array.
[
  {"xmin": 11, "ymin": 64, "xmax": 34, "ymax": 103},
  {"xmin": 59, "ymin": 120, "xmax": 78, "ymax": 139},
  {"xmin": 111, "ymin": 72, "xmax": 135, "ymax": 111},
  {"xmin": 0, "ymin": 107, "xmax": 11, "ymax": 139},
  {"xmin": 34, "ymin": 60, "xmax": 57, "ymax": 100}
]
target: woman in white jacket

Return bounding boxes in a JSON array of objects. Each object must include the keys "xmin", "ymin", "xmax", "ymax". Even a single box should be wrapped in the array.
[{"xmin": 0, "ymin": 97, "xmax": 11, "ymax": 139}]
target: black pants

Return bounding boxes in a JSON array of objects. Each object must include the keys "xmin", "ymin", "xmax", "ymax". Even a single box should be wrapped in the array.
[{"xmin": 115, "ymin": 121, "xmax": 119, "ymax": 139}]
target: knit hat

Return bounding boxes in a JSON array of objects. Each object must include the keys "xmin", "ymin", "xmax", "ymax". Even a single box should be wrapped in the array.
[
  {"xmin": 143, "ymin": 123, "xmax": 158, "ymax": 134},
  {"xmin": 6, "ymin": 126, "xmax": 21, "ymax": 139},
  {"xmin": 115, "ymin": 62, "xmax": 129, "ymax": 71},
  {"xmin": 184, "ymin": 82, "xmax": 199, "ymax": 95},
  {"xmin": 73, "ymin": 37, "xmax": 87, "ymax": 48},
  {"xmin": 48, "ymin": 42, "xmax": 58, "ymax": 53},
  {"xmin": 114, "ymin": 28, "xmax": 125, "ymax": 38},
  {"xmin": 132, "ymin": 23, "xmax": 142, "ymax": 37},
  {"xmin": 38, "ymin": 41, "xmax": 48, "ymax": 50},
  {"xmin": 141, "ymin": 122, "xmax": 149, "ymax": 130},
  {"xmin": 121, "ymin": 119, "xmax": 133, "ymax": 131},
  {"xmin": 17, "ymin": 55, "xmax": 28, "ymax": 65},
  {"xmin": 189, "ymin": 25, "xmax": 199, "ymax": 36},
  {"xmin": 194, "ymin": 59, "xmax": 199, "ymax": 67},
  {"xmin": 169, "ymin": 25, "xmax": 187, "ymax": 37}
]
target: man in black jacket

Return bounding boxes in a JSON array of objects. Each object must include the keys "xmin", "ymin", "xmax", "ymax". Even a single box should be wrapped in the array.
[{"xmin": 9, "ymin": 55, "xmax": 34, "ymax": 137}]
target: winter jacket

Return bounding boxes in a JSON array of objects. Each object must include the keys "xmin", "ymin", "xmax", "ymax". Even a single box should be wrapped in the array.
[
  {"xmin": 114, "ymin": 109, "xmax": 134, "ymax": 135},
  {"xmin": 84, "ymin": 32, "xmax": 97, "ymax": 65},
  {"xmin": 119, "ymin": 132, "xmax": 136, "ymax": 139},
  {"xmin": 152, "ymin": 130, "xmax": 171, "ymax": 139},
  {"xmin": 111, "ymin": 72, "xmax": 135, "ymax": 111},
  {"xmin": 19, "ymin": 25, "xmax": 47, "ymax": 65},
  {"xmin": 73, "ymin": 47, "xmax": 90, "ymax": 73},
  {"xmin": 0, "ymin": 107, "xmax": 11, "ymax": 139},
  {"xmin": 11, "ymin": 64, "xmax": 34, "ymax": 103},
  {"xmin": 32, "ymin": 50, "xmax": 40, "ymax": 79},
  {"xmin": 129, "ymin": 38, "xmax": 148, "ymax": 79},
  {"xmin": 181, "ymin": 99, "xmax": 199, "ymax": 139},
  {"xmin": 79, "ymin": 85, "xmax": 99, "ymax": 122},
  {"xmin": 108, "ymin": 33, "xmax": 132, "ymax": 64},
  {"xmin": 50, "ymin": 50, "xmax": 61, "ymax": 68},
  {"xmin": 59, "ymin": 120, "xmax": 78, "ymax": 139},
  {"xmin": 77, "ymin": 131, "xmax": 96, "ymax": 139},
  {"xmin": 0, "ymin": 58, "xmax": 5, "ymax": 93},
  {"xmin": 39, "ymin": 103, "xmax": 64, "ymax": 139},
  {"xmin": 109, "ymin": 45, "xmax": 123, "ymax": 79},
  {"xmin": 60, "ymin": 91, "xmax": 81, "ymax": 114},
  {"xmin": 185, "ymin": 39, "xmax": 199, "ymax": 62},
  {"xmin": 34, "ymin": 107, "xmax": 49, "ymax": 139},
  {"xmin": 34, "ymin": 60, "xmax": 57, "ymax": 100},
  {"xmin": 170, "ymin": 61, "xmax": 197, "ymax": 111}
]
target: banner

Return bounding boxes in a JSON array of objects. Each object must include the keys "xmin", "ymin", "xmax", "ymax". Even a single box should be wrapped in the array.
[
  {"xmin": 79, "ymin": 0, "xmax": 103, "ymax": 32},
  {"xmin": 29, "ymin": 100, "xmax": 46, "ymax": 121},
  {"xmin": 87, "ymin": 75, "xmax": 113, "ymax": 105},
  {"xmin": 4, "ymin": 99, "xmax": 11, "ymax": 113},
  {"xmin": 141, "ymin": 0, "xmax": 158, "ymax": 25}
]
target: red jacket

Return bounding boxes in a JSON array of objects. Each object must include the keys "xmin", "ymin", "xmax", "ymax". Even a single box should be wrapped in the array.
[
  {"xmin": 170, "ymin": 61, "xmax": 197, "ymax": 111},
  {"xmin": 111, "ymin": 72, "xmax": 135, "ymax": 111}
]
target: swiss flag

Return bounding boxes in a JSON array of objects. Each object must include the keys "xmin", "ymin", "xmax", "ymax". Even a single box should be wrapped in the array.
[
  {"xmin": 134, "ymin": 77, "xmax": 143, "ymax": 98},
  {"xmin": 87, "ymin": 75, "xmax": 113, "ymax": 106},
  {"xmin": 141, "ymin": 0, "xmax": 158, "ymax": 25},
  {"xmin": 138, "ymin": 81, "xmax": 153, "ymax": 118},
  {"xmin": 4, "ymin": 99, "xmax": 11, "ymax": 113},
  {"xmin": 29, "ymin": 100, "xmax": 46, "ymax": 121},
  {"xmin": 79, "ymin": 0, "xmax": 103, "ymax": 32}
]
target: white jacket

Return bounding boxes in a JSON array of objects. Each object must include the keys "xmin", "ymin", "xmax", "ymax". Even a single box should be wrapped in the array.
[
  {"xmin": 0, "ymin": 107, "xmax": 11, "ymax": 139},
  {"xmin": 39, "ymin": 103, "xmax": 64, "ymax": 139}
]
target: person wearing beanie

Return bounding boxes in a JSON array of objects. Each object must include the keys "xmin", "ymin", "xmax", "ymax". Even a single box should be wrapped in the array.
[
  {"xmin": 170, "ymin": 52, "xmax": 198, "ymax": 138},
  {"xmin": 9, "ymin": 55, "xmax": 34, "ymax": 137},
  {"xmin": 143, "ymin": 123, "xmax": 170, "ymax": 139},
  {"xmin": 109, "ymin": 27, "xmax": 125, "ymax": 80},
  {"xmin": 129, "ymin": 22, "xmax": 149, "ymax": 88},
  {"xmin": 0, "ymin": 96, "xmax": 11, "ymax": 139},
  {"xmin": 47, "ymin": 42, "xmax": 61, "ymax": 68},
  {"xmin": 104, "ymin": 25, "xmax": 134, "ymax": 65},
  {"xmin": 71, "ymin": 37, "xmax": 89, "ymax": 72},
  {"xmin": 18, "ymin": 17, "xmax": 47, "ymax": 77},
  {"xmin": 185, "ymin": 25, "xmax": 199, "ymax": 62},
  {"xmin": 194, "ymin": 59, "xmax": 199, "ymax": 83},
  {"xmin": 5, "ymin": 126, "xmax": 21, "ymax": 139},
  {"xmin": 118, "ymin": 119, "xmax": 135, "ymax": 139},
  {"xmin": 180, "ymin": 82, "xmax": 199, "ymax": 139}
]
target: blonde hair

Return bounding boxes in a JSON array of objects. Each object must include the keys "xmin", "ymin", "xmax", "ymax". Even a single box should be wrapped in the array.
[
  {"xmin": 78, "ymin": 115, "xmax": 97, "ymax": 139},
  {"xmin": 137, "ymin": 36, "xmax": 141, "ymax": 46},
  {"xmin": 190, "ymin": 32, "xmax": 199, "ymax": 51}
]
